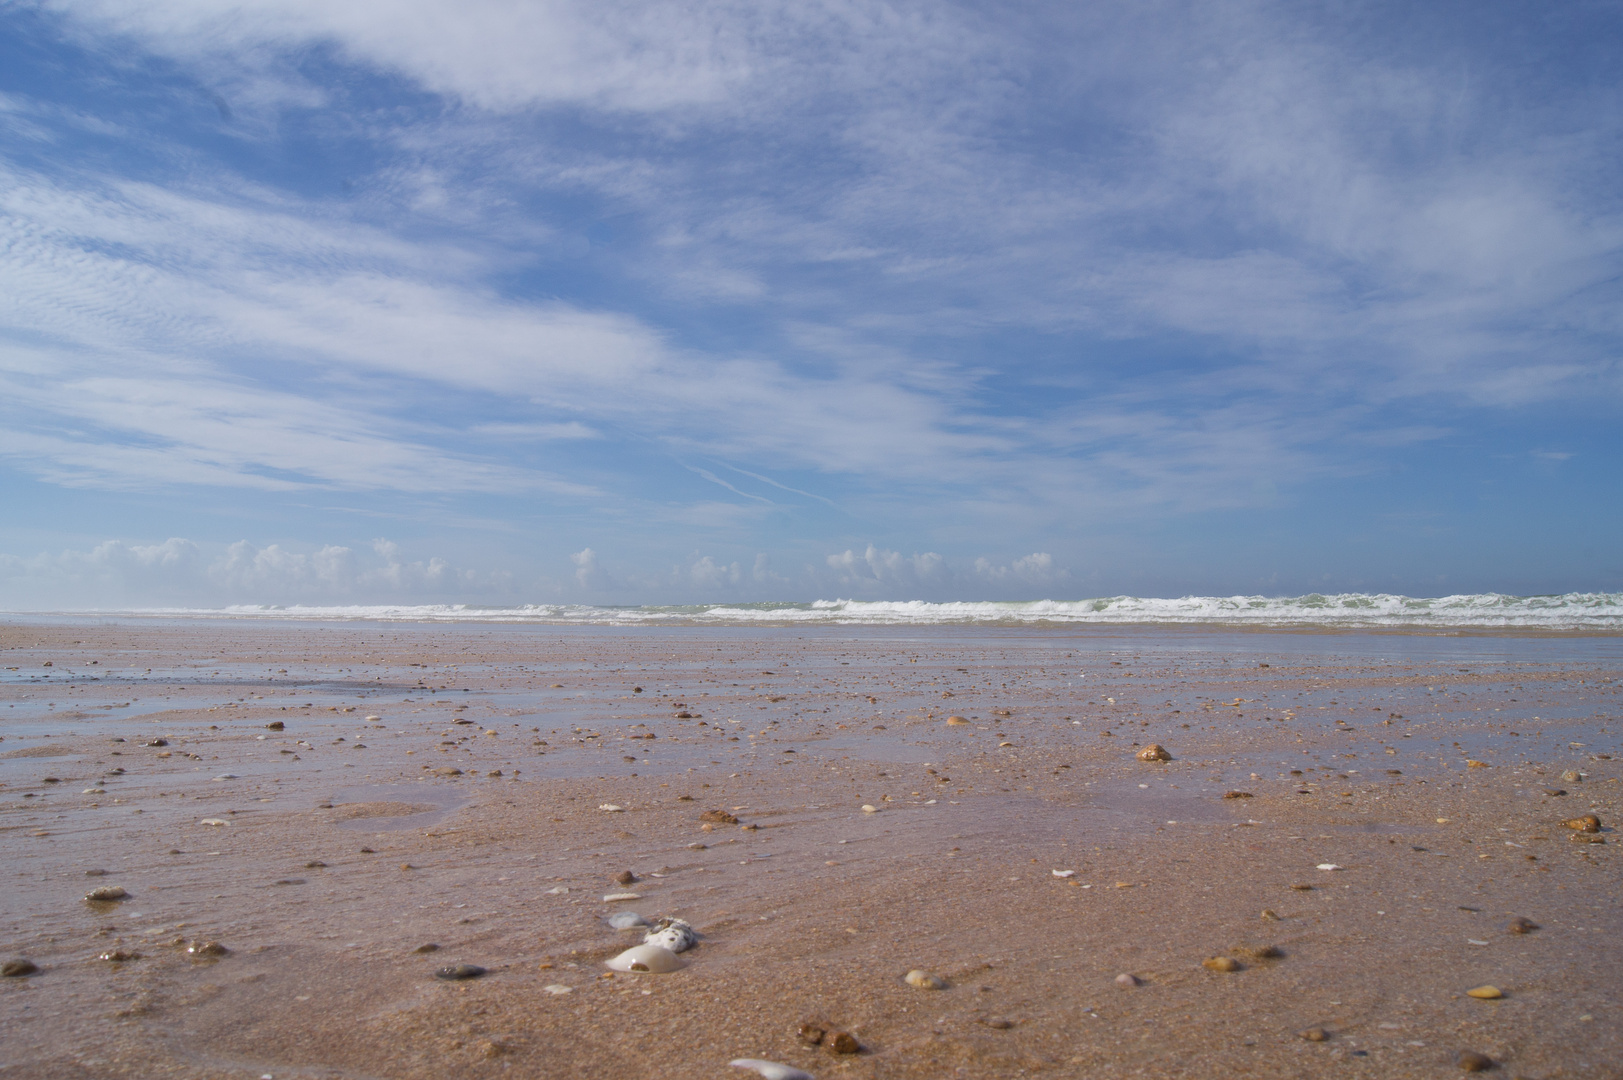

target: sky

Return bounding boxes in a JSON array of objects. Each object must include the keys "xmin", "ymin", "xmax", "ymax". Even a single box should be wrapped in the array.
[{"xmin": 0, "ymin": 0, "xmax": 1620, "ymax": 608}]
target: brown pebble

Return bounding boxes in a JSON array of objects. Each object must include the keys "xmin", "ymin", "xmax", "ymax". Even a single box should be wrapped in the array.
[
  {"xmin": 305, "ymin": 861, "xmax": 327, "ymax": 869},
  {"xmin": 1260, "ymin": 909, "xmax": 1280, "ymax": 921},
  {"xmin": 1114, "ymin": 973, "xmax": 1141, "ymax": 987},
  {"xmin": 400, "ymin": 863, "xmax": 415, "ymax": 871},
  {"xmin": 436, "ymin": 963, "xmax": 486, "ymax": 980},
  {"xmin": 85, "ymin": 886, "xmax": 128, "ymax": 902},
  {"xmin": 2, "ymin": 959, "xmax": 39, "ymax": 977},
  {"xmin": 414, "ymin": 943, "xmax": 440, "ymax": 954},
  {"xmin": 613, "ymin": 871, "xmax": 637, "ymax": 886},
  {"xmin": 979, "ymin": 1018, "xmax": 1013, "ymax": 1030},
  {"xmin": 828, "ymin": 1030, "xmax": 861, "ymax": 1053},
  {"xmin": 1543, "ymin": 788, "xmax": 1566, "ymax": 796},
  {"xmin": 797, "ymin": 1023, "xmax": 825, "ymax": 1046},
  {"xmin": 98, "ymin": 949, "xmax": 140, "ymax": 963},
  {"xmin": 1136, "ymin": 744, "xmax": 1172, "ymax": 762},
  {"xmin": 1290, "ymin": 883, "xmax": 1313, "ymax": 891},
  {"xmin": 186, "ymin": 940, "xmax": 229, "ymax": 957},
  {"xmin": 265, "ymin": 721, "xmax": 284, "ymax": 730},
  {"xmin": 1298, "ymin": 1028, "xmax": 1329, "ymax": 1042},
  {"xmin": 1236, "ymin": 944, "xmax": 1283, "ymax": 960},
  {"xmin": 1456, "ymin": 1050, "xmax": 1494, "ymax": 1072},
  {"xmin": 1507, "ymin": 917, "xmax": 1539, "ymax": 934},
  {"xmin": 1202, "ymin": 956, "xmax": 1241, "ymax": 972},
  {"xmin": 700, "ymin": 809, "xmax": 739, "ymax": 824},
  {"xmin": 1222, "ymin": 791, "xmax": 1254, "ymax": 799},
  {"xmin": 1562, "ymin": 814, "xmax": 1602, "ymax": 832}
]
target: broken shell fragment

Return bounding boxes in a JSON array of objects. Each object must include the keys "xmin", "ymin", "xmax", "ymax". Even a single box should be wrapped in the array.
[
  {"xmin": 1202, "ymin": 956, "xmax": 1241, "ymax": 972},
  {"xmin": 1298, "ymin": 1028, "xmax": 1329, "ymax": 1042},
  {"xmin": 904, "ymin": 969, "xmax": 946, "ymax": 989},
  {"xmin": 605, "ymin": 944, "xmax": 684, "ymax": 973},
  {"xmin": 1562, "ymin": 814, "xmax": 1602, "ymax": 833},
  {"xmin": 1135, "ymin": 744, "xmax": 1171, "ymax": 762},
  {"xmin": 85, "ymin": 886, "xmax": 128, "ymax": 902},
  {"xmin": 1507, "ymin": 917, "xmax": 1539, "ymax": 934},
  {"xmin": 434, "ymin": 963, "xmax": 486, "ymax": 980},
  {"xmin": 643, "ymin": 917, "xmax": 697, "ymax": 953},
  {"xmin": 700, "ymin": 809, "xmax": 739, "ymax": 824}
]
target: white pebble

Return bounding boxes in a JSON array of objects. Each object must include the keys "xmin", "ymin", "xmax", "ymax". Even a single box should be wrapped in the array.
[
  {"xmin": 1052, "ymin": 869, "xmax": 1075, "ymax": 878},
  {"xmin": 543, "ymin": 984, "xmax": 573, "ymax": 995},
  {"xmin": 199, "ymin": 818, "xmax": 230, "ymax": 826},
  {"xmin": 599, "ymin": 804, "xmax": 625, "ymax": 812},
  {"xmin": 1316, "ymin": 863, "xmax": 1343, "ymax": 871},
  {"xmin": 607, "ymin": 911, "xmax": 647, "ymax": 930},
  {"xmin": 730, "ymin": 1060, "xmax": 814, "ymax": 1080},
  {"xmin": 861, "ymin": 805, "xmax": 878, "ymax": 813}
]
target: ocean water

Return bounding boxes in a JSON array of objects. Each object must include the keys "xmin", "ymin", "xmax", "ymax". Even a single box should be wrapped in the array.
[{"xmin": 38, "ymin": 591, "xmax": 1623, "ymax": 631}]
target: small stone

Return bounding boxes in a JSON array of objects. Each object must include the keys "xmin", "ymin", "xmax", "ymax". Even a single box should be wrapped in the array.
[
  {"xmin": 187, "ymin": 940, "xmax": 229, "ymax": 957},
  {"xmin": 613, "ymin": 870, "xmax": 637, "ymax": 886},
  {"xmin": 305, "ymin": 861, "xmax": 327, "ymax": 868},
  {"xmin": 603, "ymin": 892, "xmax": 641, "ymax": 902},
  {"xmin": 543, "ymin": 983, "xmax": 572, "ymax": 994},
  {"xmin": 98, "ymin": 949, "xmax": 140, "ymax": 962},
  {"xmin": 1561, "ymin": 814, "xmax": 1601, "ymax": 833},
  {"xmin": 414, "ymin": 943, "xmax": 440, "ymax": 953},
  {"xmin": 1543, "ymin": 788, "xmax": 1566, "ymax": 796},
  {"xmin": 1237, "ymin": 944, "xmax": 1283, "ymax": 960},
  {"xmin": 861, "ymin": 804, "xmax": 879, "ymax": 813},
  {"xmin": 85, "ymin": 886, "xmax": 128, "ymax": 902},
  {"xmin": 796, "ymin": 1022, "xmax": 825, "ymax": 1046},
  {"xmin": 1507, "ymin": 917, "xmax": 1539, "ymax": 934},
  {"xmin": 265, "ymin": 721, "xmax": 284, "ymax": 730},
  {"xmin": 1298, "ymin": 1028, "xmax": 1329, "ymax": 1042},
  {"xmin": 435, "ymin": 963, "xmax": 486, "ymax": 980},
  {"xmin": 828, "ymin": 1030, "xmax": 861, "ymax": 1053},
  {"xmin": 700, "ymin": 809, "xmax": 739, "ymax": 824},
  {"xmin": 1466, "ymin": 760, "xmax": 1488, "ymax": 768},
  {"xmin": 598, "ymin": 804, "xmax": 624, "ymax": 812},
  {"xmin": 146, "ymin": 738, "xmax": 167, "ymax": 747},
  {"xmin": 1290, "ymin": 883, "xmax": 1313, "ymax": 891},
  {"xmin": 1456, "ymin": 1049, "xmax": 1495, "ymax": 1071},
  {"xmin": 1260, "ymin": 909, "xmax": 1280, "ymax": 921},
  {"xmin": 1222, "ymin": 791, "xmax": 1253, "ymax": 799},
  {"xmin": 1202, "ymin": 956, "xmax": 1241, "ymax": 972},
  {"xmin": 1136, "ymin": 744, "xmax": 1171, "ymax": 762},
  {"xmin": 980, "ymin": 1018, "xmax": 1013, "ymax": 1030},
  {"xmin": 946, "ymin": 716, "xmax": 969, "ymax": 725},
  {"xmin": 1560, "ymin": 770, "xmax": 1583, "ymax": 782},
  {"xmin": 1569, "ymin": 832, "xmax": 1605, "ymax": 844},
  {"xmin": 85, "ymin": 869, "xmax": 108, "ymax": 877},
  {"xmin": 1465, "ymin": 985, "xmax": 1503, "ymax": 1000},
  {"xmin": 431, "ymin": 767, "xmax": 463, "ymax": 776},
  {"xmin": 904, "ymin": 969, "xmax": 946, "ymax": 989},
  {"xmin": 2, "ymin": 959, "xmax": 39, "ymax": 977},
  {"xmin": 1114, "ymin": 973, "xmax": 1140, "ymax": 987}
]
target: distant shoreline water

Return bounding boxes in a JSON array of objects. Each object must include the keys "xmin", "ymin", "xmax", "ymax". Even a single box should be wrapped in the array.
[{"xmin": 5, "ymin": 592, "xmax": 1621, "ymax": 632}]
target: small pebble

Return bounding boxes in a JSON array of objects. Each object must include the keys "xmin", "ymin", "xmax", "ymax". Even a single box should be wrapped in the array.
[
  {"xmin": 730, "ymin": 1060, "xmax": 813, "ymax": 1080},
  {"xmin": 1543, "ymin": 788, "xmax": 1567, "ymax": 796},
  {"xmin": 1316, "ymin": 863, "xmax": 1343, "ymax": 871},
  {"xmin": 435, "ymin": 964, "xmax": 486, "ymax": 981},
  {"xmin": 1202, "ymin": 956, "xmax": 1240, "ymax": 972},
  {"xmin": 980, "ymin": 1018, "xmax": 1013, "ymax": 1030},
  {"xmin": 861, "ymin": 805, "xmax": 878, "ymax": 813},
  {"xmin": 945, "ymin": 716, "xmax": 969, "ymax": 725},
  {"xmin": 1260, "ymin": 909, "xmax": 1280, "ymax": 921},
  {"xmin": 599, "ymin": 804, "xmax": 624, "ymax": 812},
  {"xmin": 3, "ymin": 959, "xmax": 39, "ymax": 977},
  {"xmin": 305, "ymin": 861, "xmax": 327, "ymax": 869},
  {"xmin": 1298, "ymin": 1028, "xmax": 1329, "ymax": 1042},
  {"xmin": 904, "ymin": 969, "xmax": 946, "ymax": 989},
  {"xmin": 1114, "ymin": 973, "xmax": 1140, "ymax": 987},
  {"xmin": 700, "ymin": 810, "xmax": 739, "ymax": 824},
  {"xmin": 1222, "ymin": 791, "xmax": 1253, "ymax": 799},
  {"xmin": 85, "ymin": 886, "xmax": 128, "ymax": 902},
  {"xmin": 1507, "ymin": 917, "xmax": 1539, "ymax": 934},
  {"xmin": 98, "ymin": 949, "xmax": 140, "ymax": 963},
  {"xmin": 1561, "ymin": 814, "xmax": 1601, "ymax": 833},
  {"xmin": 1560, "ymin": 770, "xmax": 1583, "ymax": 782},
  {"xmin": 1135, "ymin": 744, "xmax": 1171, "ymax": 762},
  {"xmin": 414, "ymin": 943, "xmax": 440, "ymax": 953},
  {"xmin": 604, "ymin": 892, "xmax": 642, "ymax": 902},
  {"xmin": 613, "ymin": 870, "xmax": 638, "ymax": 886},
  {"xmin": 187, "ymin": 941, "xmax": 229, "ymax": 957},
  {"xmin": 199, "ymin": 818, "xmax": 230, "ymax": 827},
  {"xmin": 828, "ymin": 1031, "xmax": 861, "ymax": 1053},
  {"xmin": 1465, "ymin": 985, "xmax": 1503, "ymax": 1000},
  {"xmin": 543, "ymin": 983, "xmax": 572, "ymax": 995},
  {"xmin": 1456, "ymin": 1050, "xmax": 1495, "ymax": 1072}
]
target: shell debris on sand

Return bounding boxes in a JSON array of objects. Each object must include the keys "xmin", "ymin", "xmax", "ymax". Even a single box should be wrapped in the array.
[
  {"xmin": 607, "ymin": 911, "xmax": 648, "ymax": 930},
  {"xmin": 605, "ymin": 944, "xmax": 684, "ymax": 973},
  {"xmin": 1466, "ymin": 985, "xmax": 1504, "ymax": 1000},
  {"xmin": 904, "ymin": 969, "xmax": 946, "ymax": 989},
  {"xmin": 1202, "ymin": 956, "xmax": 1241, "ymax": 972},
  {"xmin": 731, "ymin": 1060, "xmax": 814, "ymax": 1080},
  {"xmin": 1562, "ymin": 814, "xmax": 1602, "ymax": 833},
  {"xmin": 1135, "ymin": 744, "xmax": 1172, "ymax": 762},
  {"xmin": 603, "ymin": 892, "xmax": 642, "ymax": 903},
  {"xmin": 435, "ymin": 964, "xmax": 486, "ymax": 981},
  {"xmin": 945, "ymin": 715, "xmax": 969, "ymax": 725},
  {"xmin": 85, "ymin": 886, "xmax": 128, "ymax": 902},
  {"xmin": 643, "ymin": 917, "xmax": 697, "ymax": 953},
  {"xmin": 1114, "ymin": 973, "xmax": 1141, "ymax": 987},
  {"xmin": 199, "ymin": 818, "xmax": 230, "ymax": 827},
  {"xmin": 598, "ymin": 803, "xmax": 625, "ymax": 812}
]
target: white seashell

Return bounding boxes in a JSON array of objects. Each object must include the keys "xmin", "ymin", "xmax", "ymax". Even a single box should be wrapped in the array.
[
  {"xmin": 1316, "ymin": 863, "xmax": 1343, "ymax": 871},
  {"xmin": 861, "ymin": 805, "xmax": 878, "ymax": 813},
  {"xmin": 904, "ymin": 969, "xmax": 946, "ymax": 989},
  {"xmin": 365, "ymin": 715, "xmax": 382, "ymax": 721},
  {"xmin": 83, "ymin": 788, "xmax": 106, "ymax": 794},
  {"xmin": 543, "ymin": 983, "xmax": 573, "ymax": 994},
  {"xmin": 199, "ymin": 818, "xmax": 230, "ymax": 826},
  {"xmin": 599, "ymin": 804, "xmax": 624, "ymax": 812},
  {"xmin": 730, "ymin": 1060, "xmax": 813, "ymax": 1080},
  {"xmin": 643, "ymin": 917, "xmax": 697, "ymax": 952},
  {"xmin": 605, "ymin": 944, "xmax": 684, "ymax": 973},
  {"xmin": 603, "ymin": 892, "xmax": 641, "ymax": 902},
  {"xmin": 607, "ymin": 911, "xmax": 648, "ymax": 930},
  {"xmin": 546, "ymin": 886, "xmax": 569, "ymax": 895},
  {"xmin": 1052, "ymin": 869, "xmax": 1075, "ymax": 878}
]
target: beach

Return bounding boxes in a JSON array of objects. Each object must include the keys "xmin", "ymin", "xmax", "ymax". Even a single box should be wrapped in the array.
[{"xmin": 1, "ymin": 618, "xmax": 1618, "ymax": 1078}]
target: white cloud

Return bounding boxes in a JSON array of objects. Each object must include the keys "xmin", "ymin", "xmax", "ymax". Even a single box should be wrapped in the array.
[{"xmin": 826, "ymin": 544, "xmax": 945, "ymax": 587}]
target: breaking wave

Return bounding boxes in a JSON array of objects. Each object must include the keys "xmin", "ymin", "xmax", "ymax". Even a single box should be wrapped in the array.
[{"xmin": 62, "ymin": 592, "xmax": 1623, "ymax": 631}]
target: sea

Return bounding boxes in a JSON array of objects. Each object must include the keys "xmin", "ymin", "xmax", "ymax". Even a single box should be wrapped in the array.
[{"xmin": 25, "ymin": 591, "xmax": 1621, "ymax": 631}]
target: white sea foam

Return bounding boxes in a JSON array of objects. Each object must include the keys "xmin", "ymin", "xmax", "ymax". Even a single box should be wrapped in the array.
[{"xmin": 31, "ymin": 592, "xmax": 1623, "ymax": 631}]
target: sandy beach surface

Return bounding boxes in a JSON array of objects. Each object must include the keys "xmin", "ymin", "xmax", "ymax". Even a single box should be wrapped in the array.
[{"xmin": 1, "ymin": 619, "xmax": 1619, "ymax": 1079}]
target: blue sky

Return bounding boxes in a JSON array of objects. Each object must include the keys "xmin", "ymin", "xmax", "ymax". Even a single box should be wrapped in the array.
[{"xmin": 0, "ymin": 0, "xmax": 1619, "ymax": 607}]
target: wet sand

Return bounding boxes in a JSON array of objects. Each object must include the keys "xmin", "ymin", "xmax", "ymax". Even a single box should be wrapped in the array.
[{"xmin": 1, "ymin": 619, "xmax": 1619, "ymax": 1079}]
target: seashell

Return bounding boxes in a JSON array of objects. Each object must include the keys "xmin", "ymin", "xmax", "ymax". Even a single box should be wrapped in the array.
[
  {"xmin": 904, "ymin": 969, "xmax": 946, "ymax": 989},
  {"xmin": 434, "ymin": 963, "xmax": 485, "ymax": 980},
  {"xmin": 1202, "ymin": 956, "xmax": 1240, "ymax": 972},
  {"xmin": 543, "ymin": 983, "xmax": 572, "ymax": 994},
  {"xmin": 199, "ymin": 818, "xmax": 230, "ymax": 827},
  {"xmin": 700, "ymin": 809, "xmax": 739, "ymax": 824},
  {"xmin": 85, "ymin": 886, "xmax": 128, "ymax": 902},
  {"xmin": 1316, "ymin": 863, "xmax": 1343, "ymax": 871},
  {"xmin": 861, "ymin": 805, "xmax": 879, "ymax": 813},
  {"xmin": 1135, "ymin": 744, "xmax": 1171, "ymax": 762},
  {"xmin": 730, "ymin": 1059, "xmax": 814, "ymax": 1080},
  {"xmin": 364, "ymin": 715, "xmax": 381, "ymax": 721},
  {"xmin": 643, "ymin": 917, "xmax": 697, "ymax": 953},
  {"xmin": 607, "ymin": 911, "xmax": 648, "ymax": 930},
  {"xmin": 1561, "ymin": 815, "xmax": 1601, "ymax": 833},
  {"xmin": 1115, "ymin": 973, "xmax": 1140, "ymax": 987},
  {"xmin": 1507, "ymin": 917, "xmax": 1539, "ymax": 934},
  {"xmin": 1465, "ymin": 760, "xmax": 1488, "ymax": 768},
  {"xmin": 945, "ymin": 716, "xmax": 969, "ymax": 725},
  {"xmin": 187, "ymin": 940, "xmax": 229, "ymax": 957},
  {"xmin": 603, "ymin": 892, "xmax": 641, "ymax": 902},
  {"xmin": 598, "ymin": 804, "xmax": 624, "ymax": 812},
  {"xmin": 1465, "ymin": 985, "xmax": 1502, "ymax": 1000},
  {"xmin": 1457, "ymin": 1050, "xmax": 1494, "ymax": 1072},
  {"xmin": 1052, "ymin": 869, "xmax": 1074, "ymax": 878},
  {"xmin": 604, "ymin": 944, "xmax": 684, "ymax": 973}
]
